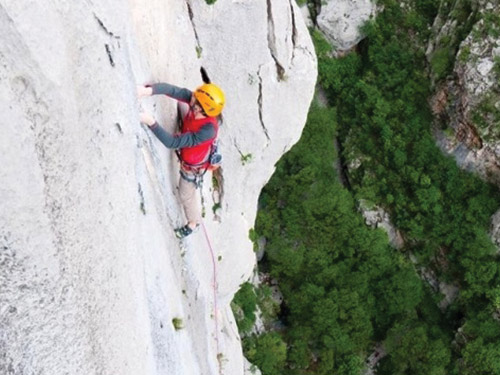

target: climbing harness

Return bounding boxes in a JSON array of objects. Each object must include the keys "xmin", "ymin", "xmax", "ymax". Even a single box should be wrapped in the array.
[{"xmin": 179, "ymin": 168, "xmax": 204, "ymax": 189}]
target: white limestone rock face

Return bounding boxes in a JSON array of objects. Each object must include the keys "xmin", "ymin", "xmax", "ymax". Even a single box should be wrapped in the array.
[
  {"xmin": 317, "ymin": 0, "xmax": 376, "ymax": 51},
  {"xmin": 0, "ymin": 0, "xmax": 317, "ymax": 375},
  {"xmin": 0, "ymin": 3, "xmax": 160, "ymax": 375}
]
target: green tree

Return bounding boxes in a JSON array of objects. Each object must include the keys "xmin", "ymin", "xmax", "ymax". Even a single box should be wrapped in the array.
[
  {"xmin": 461, "ymin": 338, "xmax": 500, "ymax": 375},
  {"xmin": 380, "ymin": 321, "xmax": 451, "ymax": 375},
  {"xmin": 232, "ymin": 282, "xmax": 257, "ymax": 334},
  {"xmin": 244, "ymin": 333, "xmax": 287, "ymax": 375}
]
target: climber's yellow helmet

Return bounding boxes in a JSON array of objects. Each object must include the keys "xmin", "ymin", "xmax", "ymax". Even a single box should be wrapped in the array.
[{"xmin": 194, "ymin": 83, "xmax": 225, "ymax": 117}]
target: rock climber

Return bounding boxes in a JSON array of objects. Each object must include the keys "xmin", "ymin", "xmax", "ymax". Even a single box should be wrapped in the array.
[{"xmin": 137, "ymin": 80, "xmax": 225, "ymax": 239}]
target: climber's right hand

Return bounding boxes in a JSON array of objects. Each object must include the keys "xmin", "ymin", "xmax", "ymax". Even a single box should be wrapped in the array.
[
  {"xmin": 137, "ymin": 85, "xmax": 153, "ymax": 98},
  {"xmin": 140, "ymin": 112, "xmax": 156, "ymax": 127}
]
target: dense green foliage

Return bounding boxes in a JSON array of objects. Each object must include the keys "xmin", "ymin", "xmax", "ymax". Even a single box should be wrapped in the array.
[
  {"xmin": 232, "ymin": 282, "xmax": 258, "ymax": 334},
  {"xmin": 321, "ymin": 0, "xmax": 500, "ymax": 306},
  {"xmin": 244, "ymin": 332, "xmax": 287, "ymax": 375},
  {"xmin": 252, "ymin": 103, "xmax": 453, "ymax": 374},
  {"xmin": 322, "ymin": 1, "xmax": 500, "ymax": 372}
]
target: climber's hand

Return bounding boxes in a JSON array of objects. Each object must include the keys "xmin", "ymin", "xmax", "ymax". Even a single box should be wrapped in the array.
[
  {"xmin": 137, "ymin": 85, "xmax": 153, "ymax": 98},
  {"xmin": 140, "ymin": 112, "xmax": 156, "ymax": 127}
]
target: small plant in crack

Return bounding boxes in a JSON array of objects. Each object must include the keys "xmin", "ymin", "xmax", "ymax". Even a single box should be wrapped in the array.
[
  {"xmin": 212, "ymin": 202, "xmax": 221, "ymax": 214},
  {"xmin": 196, "ymin": 46, "xmax": 203, "ymax": 58},
  {"xmin": 172, "ymin": 317, "xmax": 184, "ymax": 330},
  {"xmin": 212, "ymin": 175, "xmax": 219, "ymax": 190},
  {"xmin": 241, "ymin": 153, "xmax": 253, "ymax": 165}
]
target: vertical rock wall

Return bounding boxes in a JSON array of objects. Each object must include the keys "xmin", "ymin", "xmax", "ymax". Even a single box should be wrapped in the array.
[{"xmin": 0, "ymin": 0, "xmax": 316, "ymax": 374}]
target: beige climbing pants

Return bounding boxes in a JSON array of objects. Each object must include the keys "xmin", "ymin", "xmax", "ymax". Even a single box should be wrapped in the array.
[{"xmin": 178, "ymin": 171, "xmax": 201, "ymax": 225}]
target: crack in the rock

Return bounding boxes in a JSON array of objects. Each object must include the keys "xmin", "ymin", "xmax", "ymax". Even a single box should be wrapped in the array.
[
  {"xmin": 309, "ymin": 0, "xmax": 321, "ymax": 25},
  {"xmin": 94, "ymin": 14, "xmax": 119, "ymax": 67},
  {"xmin": 296, "ymin": 45, "xmax": 316, "ymax": 61},
  {"xmin": 289, "ymin": 0, "xmax": 298, "ymax": 51},
  {"xmin": 138, "ymin": 183, "xmax": 146, "ymax": 215},
  {"xmin": 282, "ymin": 144, "xmax": 290, "ymax": 155},
  {"xmin": 266, "ymin": 0, "xmax": 285, "ymax": 80},
  {"xmin": 257, "ymin": 67, "xmax": 271, "ymax": 143},
  {"xmin": 232, "ymin": 139, "xmax": 255, "ymax": 162},
  {"xmin": 105, "ymin": 44, "xmax": 115, "ymax": 67},
  {"xmin": 233, "ymin": 140, "xmax": 244, "ymax": 157},
  {"xmin": 186, "ymin": 1, "xmax": 202, "ymax": 54},
  {"xmin": 94, "ymin": 14, "xmax": 120, "ymax": 39}
]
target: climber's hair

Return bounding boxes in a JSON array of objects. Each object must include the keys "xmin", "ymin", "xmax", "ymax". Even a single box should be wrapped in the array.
[{"xmin": 200, "ymin": 67, "xmax": 211, "ymax": 84}]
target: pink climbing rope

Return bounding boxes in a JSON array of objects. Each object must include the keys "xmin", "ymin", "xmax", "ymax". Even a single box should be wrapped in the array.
[{"xmin": 201, "ymin": 221, "xmax": 223, "ymax": 374}]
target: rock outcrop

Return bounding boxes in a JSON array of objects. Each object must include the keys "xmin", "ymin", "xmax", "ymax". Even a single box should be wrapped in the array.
[
  {"xmin": 0, "ymin": 1, "xmax": 317, "ymax": 374},
  {"xmin": 358, "ymin": 200, "xmax": 404, "ymax": 249},
  {"xmin": 316, "ymin": 0, "xmax": 377, "ymax": 52},
  {"xmin": 429, "ymin": 0, "xmax": 500, "ymax": 184}
]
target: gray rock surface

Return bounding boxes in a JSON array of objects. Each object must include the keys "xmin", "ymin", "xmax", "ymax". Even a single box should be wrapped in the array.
[
  {"xmin": 317, "ymin": 0, "xmax": 376, "ymax": 51},
  {"xmin": 0, "ymin": 0, "xmax": 317, "ymax": 374}
]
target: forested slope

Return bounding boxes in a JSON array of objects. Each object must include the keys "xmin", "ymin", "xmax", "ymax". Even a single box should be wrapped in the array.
[{"xmin": 236, "ymin": 1, "xmax": 500, "ymax": 374}]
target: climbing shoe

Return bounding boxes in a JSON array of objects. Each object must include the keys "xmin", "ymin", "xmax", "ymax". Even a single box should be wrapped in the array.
[{"xmin": 174, "ymin": 224, "xmax": 198, "ymax": 239}]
